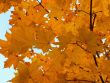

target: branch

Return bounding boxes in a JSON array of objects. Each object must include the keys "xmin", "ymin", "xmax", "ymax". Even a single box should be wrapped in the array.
[
  {"xmin": 93, "ymin": 54, "xmax": 98, "ymax": 67},
  {"xmin": 90, "ymin": 0, "xmax": 93, "ymax": 31},
  {"xmin": 96, "ymin": 51, "xmax": 100, "ymax": 58},
  {"xmin": 36, "ymin": 0, "xmax": 59, "ymax": 21},
  {"xmin": 89, "ymin": 1, "xmax": 104, "ymax": 81},
  {"xmin": 99, "ymin": 75, "xmax": 105, "ymax": 83},
  {"xmin": 37, "ymin": 0, "xmax": 49, "ymax": 13},
  {"xmin": 92, "ymin": 52, "xmax": 105, "ymax": 83}
]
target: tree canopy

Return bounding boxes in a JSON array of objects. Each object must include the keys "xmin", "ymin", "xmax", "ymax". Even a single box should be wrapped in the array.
[{"xmin": 0, "ymin": 0, "xmax": 110, "ymax": 83}]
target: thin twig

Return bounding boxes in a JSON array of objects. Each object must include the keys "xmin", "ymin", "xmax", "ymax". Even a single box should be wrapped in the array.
[
  {"xmin": 92, "ymin": 13, "xmax": 97, "ymax": 29},
  {"xmin": 99, "ymin": 75, "xmax": 105, "ymax": 83},
  {"xmin": 93, "ymin": 54, "xmax": 98, "ymax": 67},
  {"xmin": 36, "ymin": 0, "xmax": 59, "ymax": 20},
  {"xmin": 37, "ymin": 0, "xmax": 49, "ymax": 13}
]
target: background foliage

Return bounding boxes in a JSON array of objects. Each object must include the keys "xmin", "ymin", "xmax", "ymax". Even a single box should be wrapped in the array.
[{"xmin": 0, "ymin": 0, "xmax": 110, "ymax": 83}]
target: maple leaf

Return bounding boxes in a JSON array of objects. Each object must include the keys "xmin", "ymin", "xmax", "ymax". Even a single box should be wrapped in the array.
[
  {"xmin": 78, "ymin": 28, "xmax": 103, "ymax": 54},
  {"xmin": 41, "ymin": 0, "xmax": 72, "ymax": 20},
  {"xmin": 64, "ymin": 44, "xmax": 99, "ymax": 82},
  {"xmin": 94, "ymin": 16, "xmax": 110, "ymax": 35},
  {"xmin": 35, "ymin": 27, "xmax": 55, "ymax": 52},
  {"xmin": 54, "ymin": 32, "xmax": 75, "ymax": 49},
  {"xmin": 1, "ymin": 0, "xmax": 110, "ymax": 83},
  {"xmin": 0, "ymin": 0, "xmax": 23, "ymax": 13},
  {"xmin": 4, "ymin": 54, "xmax": 19, "ymax": 68},
  {"xmin": 11, "ymin": 62, "xmax": 31, "ymax": 83},
  {"xmin": 4, "ymin": 23, "xmax": 36, "ymax": 53},
  {"xmin": 46, "ymin": 49, "xmax": 66, "ymax": 71},
  {"xmin": 97, "ymin": 56, "xmax": 110, "ymax": 79},
  {"xmin": 0, "ymin": 2, "xmax": 10, "ymax": 13}
]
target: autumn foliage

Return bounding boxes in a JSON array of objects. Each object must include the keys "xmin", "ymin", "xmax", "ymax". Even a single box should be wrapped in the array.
[{"xmin": 1, "ymin": 0, "xmax": 110, "ymax": 83}]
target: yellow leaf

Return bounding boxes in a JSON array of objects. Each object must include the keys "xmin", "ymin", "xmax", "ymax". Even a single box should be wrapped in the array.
[{"xmin": 4, "ymin": 55, "xmax": 19, "ymax": 68}]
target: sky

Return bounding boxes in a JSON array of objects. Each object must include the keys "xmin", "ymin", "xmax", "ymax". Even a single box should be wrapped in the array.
[{"xmin": 0, "ymin": 0, "xmax": 42, "ymax": 83}]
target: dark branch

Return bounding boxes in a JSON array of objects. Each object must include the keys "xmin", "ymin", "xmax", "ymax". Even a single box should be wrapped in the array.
[
  {"xmin": 93, "ymin": 54, "xmax": 98, "ymax": 67},
  {"xmin": 36, "ymin": 0, "xmax": 58, "ymax": 20},
  {"xmin": 99, "ymin": 75, "xmax": 105, "ymax": 83},
  {"xmin": 90, "ymin": 0, "xmax": 93, "ymax": 31},
  {"xmin": 37, "ymin": 0, "xmax": 49, "ymax": 13},
  {"xmin": 96, "ymin": 51, "xmax": 100, "ymax": 58}
]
